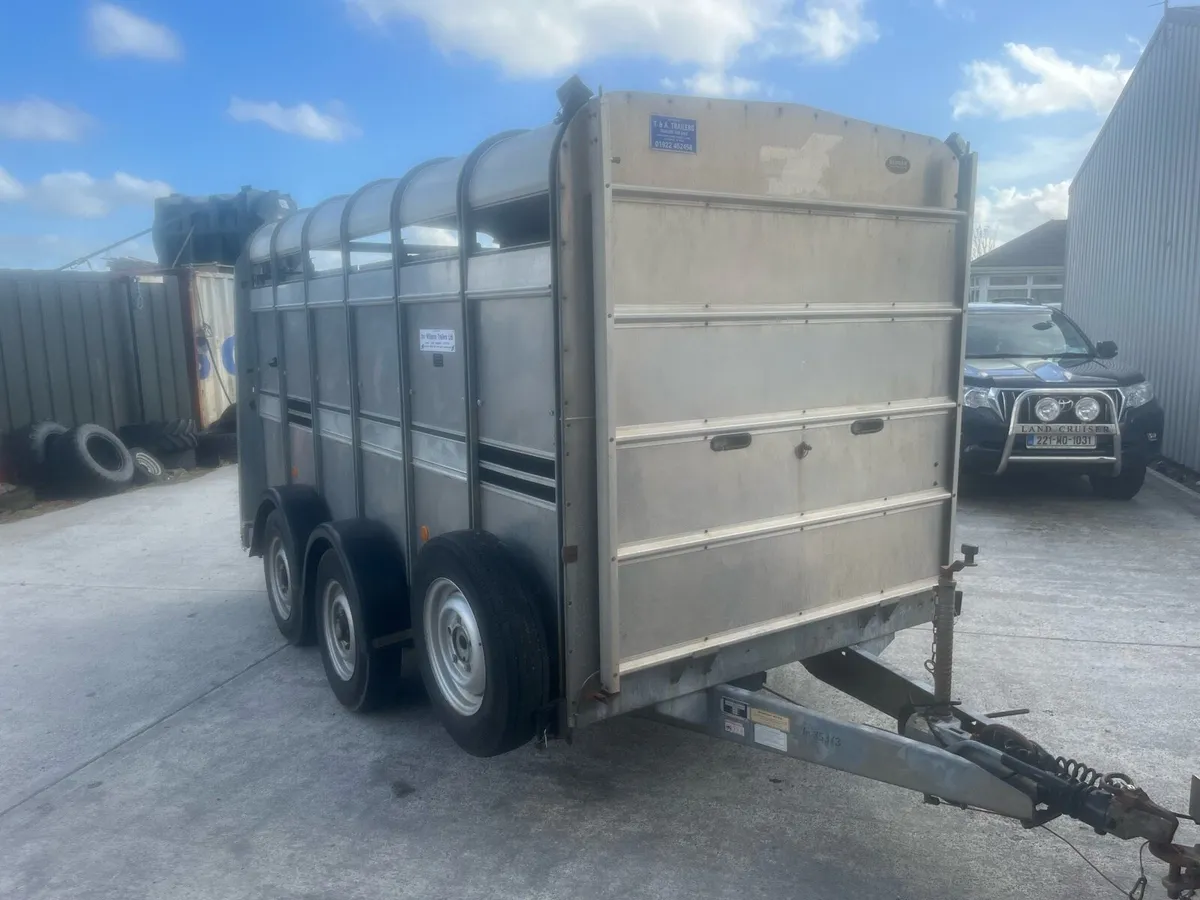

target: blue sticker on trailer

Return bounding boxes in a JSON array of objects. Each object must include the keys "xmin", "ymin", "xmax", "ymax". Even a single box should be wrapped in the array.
[{"xmin": 650, "ymin": 115, "xmax": 697, "ymax": 153}]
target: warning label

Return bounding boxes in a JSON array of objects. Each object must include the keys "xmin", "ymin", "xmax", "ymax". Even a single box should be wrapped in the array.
[
  {"xmin": 754, "ymin": 724, "xmax": 788, "ymax": 752},
  {"xmin": 721, "ymin": 697, "xmax": 749, "ymax": 720},
  {"xmin": 750, "ymin": 708, "xmax": 790, "ymax": 732},
  {"xmin": 723, "ymin": 718, "xmax": 746, "ymax": 738}
]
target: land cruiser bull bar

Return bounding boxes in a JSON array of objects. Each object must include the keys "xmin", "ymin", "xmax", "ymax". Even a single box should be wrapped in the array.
[{"xmin": 997, "ymin": 387, "xmax": 1123, "ymax": 475}]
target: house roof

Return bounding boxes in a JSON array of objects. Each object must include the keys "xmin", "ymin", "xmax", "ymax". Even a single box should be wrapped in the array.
[{"xmin": 972, "ymin": 219, "xmax": 1067, "ymax": 269}]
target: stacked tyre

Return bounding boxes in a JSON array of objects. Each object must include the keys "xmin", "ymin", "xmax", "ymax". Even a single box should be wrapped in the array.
[
  {"xmin": 118, "ymin": 419, "xmax": 199, "ymax": 469},
  {"xmin": 46, "ymin": 424, "xmax": 136, "ymax": 497}
]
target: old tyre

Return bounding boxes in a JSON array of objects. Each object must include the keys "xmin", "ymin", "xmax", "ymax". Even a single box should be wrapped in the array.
[
  {"xmin": 1089, "ymin": 463, "xmax": 1146, "ymax": 500},
  {"xmin": 411, "ymin": 531, "xmax": 549, "ymax": 757},
  {"xmin": 210, "ymin": 402, "xmax": 237, "ymax": 434},
  {"xmin": 263, "ymin": 509, "xmax": 308, "ymax": 644},
  {"xmin": 130, "ymin": 448, "xmax": 165, "ymax": 484},
  {"xmin": 48, "ymin": 424, "xmax": 135, "ymax": 496},
  {"xmin": 118, "ymin": 419, "xmax": 198, "ymax": 455},
  {"xmin": 315, "ymin": 548, "xmax": 402, "ymax": 712},
  {"xmin": 4, "ymin": 420, "xmax": 67, "ymax": 484},
  {"xmin": 27, "ymin": 421, "xmax": 69, "ymax": 473}
]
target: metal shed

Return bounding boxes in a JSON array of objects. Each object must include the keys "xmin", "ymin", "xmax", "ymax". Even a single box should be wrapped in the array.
[
  {"xmin": 0, "ymin": 270, "xmax": 193, "ymax": 438},
  {"xmin": 1065, "ymin": 6, "xmax": 1200, "ymax": 472}
]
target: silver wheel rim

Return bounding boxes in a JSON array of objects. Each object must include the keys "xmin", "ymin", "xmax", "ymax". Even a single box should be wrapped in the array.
[
  {"xmin": 268, "ymin": 536, "xmax": 292, "ymax": 619},
  {"xmin": 424, "ymin": 578, "xmax": 485, "ymax": 716},
  {"xmin": 322, "ymin": 579, "xmax": 356, "ymax": 681}
]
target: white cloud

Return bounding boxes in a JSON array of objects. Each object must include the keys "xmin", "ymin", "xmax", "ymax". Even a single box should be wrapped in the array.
[
  {"xmin": 88, "ymin": 3, "xmax": 182, "ymax": 61},
  {"xmin": 953, "ymin": 44, "xmax": 1132, "ymax": 119},
  {"xmin": 228, "ymin": 98, "xmax": 361, "ymax": 142},
  {"xmin": 348, "ymin": 0, "xmax": 876, "ymax": 77},
  {"xmin": 0, "ymin": 98, "xmax": 94, "ymax": 141},
  {"xmin": 788, "ymin": 0, "xmax": 878, "ymax": 62},
  {"xmin": 0, "ymin": 170, "xmax": 171, "ymax": 218},
  {"xmin": 977, "ymin": 130, "xmax": 1097, "ymax": 186},
  {"xmin": 662, "ymin": 70, "xmax": 763, "ymax": 98},
  {"xmin": 0, "ymin": 166, "xmax": 25, "ymax": 201},
  {"xmin": 975, "ymin": 180, "xmax": 1069, "ymax": 242}
]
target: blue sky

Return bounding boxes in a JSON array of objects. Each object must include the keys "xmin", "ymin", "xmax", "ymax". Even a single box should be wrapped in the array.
[{"xmin": 0, "ymin": 0, "xmax": 1162, "ymax": 268}]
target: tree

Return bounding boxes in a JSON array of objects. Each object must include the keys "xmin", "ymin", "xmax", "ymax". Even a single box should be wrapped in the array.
[{"xmin": 972, "ymin": 223, "xmax": 999, "ymax": 259}]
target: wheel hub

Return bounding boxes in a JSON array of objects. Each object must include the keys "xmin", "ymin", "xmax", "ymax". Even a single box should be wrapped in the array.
[
  {"xmin": 268, "ymin": 536, "xmax": 292, "ymax": 618},
  {"xmin": 425, "ymin": 578, "xmax": 486, "ymax": 716},
  {"xmin": 322, "ymin": 580, "xmax": 356, "ymax": 682}
]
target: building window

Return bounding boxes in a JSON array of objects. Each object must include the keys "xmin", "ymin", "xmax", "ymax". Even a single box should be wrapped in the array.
[
  {"xmin": 970, "ymin": 271, "xmax": 1064, "ymax": 306},
  {"xmin": 1031, "ymin": 288, "xmax": 1064, "ymax": 304}
]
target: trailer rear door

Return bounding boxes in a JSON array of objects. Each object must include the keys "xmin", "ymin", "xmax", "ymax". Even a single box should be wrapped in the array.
[{"xmin": 589, "ymin": 93, "xmax": 973, "ymax": 692}]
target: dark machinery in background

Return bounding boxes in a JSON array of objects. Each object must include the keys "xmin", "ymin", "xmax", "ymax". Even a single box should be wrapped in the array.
[{"xmin": 153, "ymin": 186, "xmax": 296, "ymax": 268}]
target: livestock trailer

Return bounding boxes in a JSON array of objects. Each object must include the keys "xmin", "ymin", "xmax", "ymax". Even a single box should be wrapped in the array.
[{"xmin": 237, "ymin": 81, "xmax": 1198, "ymax": 894}]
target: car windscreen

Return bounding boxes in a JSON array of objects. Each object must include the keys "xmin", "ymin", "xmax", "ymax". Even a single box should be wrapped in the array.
[{"xmin": 966, "ymin": 309, "xmax": 1092, "ymax": 358}]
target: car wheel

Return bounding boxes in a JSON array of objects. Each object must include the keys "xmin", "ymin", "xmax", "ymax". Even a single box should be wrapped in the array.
[
  {"xmin": 411, "ymin": 531, "xmax": 549, "ymax": 757},
  {"xmin": 1090, "ymin": 463, "xmax": 1146, "ymax": 500}
]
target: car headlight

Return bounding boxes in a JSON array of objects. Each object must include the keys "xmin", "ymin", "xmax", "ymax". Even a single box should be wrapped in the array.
[
  {"xmin": 1035, "ymin": 397, "xmax": 1062, "ymax": 422},
  {"xmin": 1123, "ymin": 381, "xmax": 1153, "ymax": 409},
  {"xmin": 964, "ymin": 386, "xmax": 999, "ymax": 413},
  {"xmin": 1074, "ymin": 396, "xmax": 1101, "ymax": 422}
]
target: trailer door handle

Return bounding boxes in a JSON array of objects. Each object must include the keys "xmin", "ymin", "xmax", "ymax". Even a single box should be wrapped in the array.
[
  {"xmin": 710, "ymin": 432, "xmax": 752, "ymax": 452},
  {"xmin": 267, "ymin": 356, "xmax": 278, "ymax": 368},
  {"xmin": 851, "ymin": 418, "xmax": 885, "ymax": 435}
]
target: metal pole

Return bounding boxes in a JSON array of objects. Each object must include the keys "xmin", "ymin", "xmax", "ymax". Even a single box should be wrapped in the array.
[{"xmin": 57, "ymin": 227, "xmax": 154, "ymax": 271}]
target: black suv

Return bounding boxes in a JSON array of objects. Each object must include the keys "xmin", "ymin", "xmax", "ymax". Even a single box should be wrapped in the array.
[{"xmin": 960, "ymin": 302, "xmax": 1164, "ymax": 499}]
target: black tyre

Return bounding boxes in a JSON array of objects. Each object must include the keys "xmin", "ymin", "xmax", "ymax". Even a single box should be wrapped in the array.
[
  {"xmin": 118, "ymin": 419, "xmax": 198, "ymax": 455},
  {"xmin": 47, "ymin": 424, "xmax": 135, "ymax": 496},
  {"xmin": 262, "ymin": 509, "xmax": 309, "ymax": 644},
  {"xmin": 3, "ymin": 420, "xmax": 67, "ymax": 484},
  {"xmin": 195, "ymin": 431, "xmax": 237, "ymax": 468},
  {"xmin": 1090, "ymin": 463, "xmax": 1147, "ymax": 500},
  {"xmin": 411, "ymin": 531, "xmax": 549, "ymax": 757},
  {"xmin": 209, "ymin": 402, "xmax": 237, "ymax": 435},
  {"xmin": 315, "ymin": 548, "xmax": 403, "ymax": 712},
  {"xmin": 130, "ymin": 448, "xmax": 165, "ymax": 484}
]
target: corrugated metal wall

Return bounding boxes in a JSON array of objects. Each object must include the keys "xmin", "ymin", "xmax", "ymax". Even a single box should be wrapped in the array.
[
  {"xmin": 0, "ymin": 270, "xmax": 193, "ymax": 436},
  {"xmin": 1065, "ymin": 10, "xmax": 1200, "ymax": 471}
]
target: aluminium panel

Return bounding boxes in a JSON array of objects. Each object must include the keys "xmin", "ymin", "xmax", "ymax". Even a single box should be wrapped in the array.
[
  {"xmin": 589, "ymin": 92, "xmax": 966, "ymax": 692},
  {"xmin": 475, "ymin": 292, "xmax": 557, "ymax": 455},
  {"xmin": 312, "ymin": 307, "xmax": 350, "ymax": 408},
  {"xmin": 354, "ymin": 305, "xmax": 403, "ymax": 419},
  {"xmin": 407, "ymin": 302, "xmax": 466, "ymax": 435}
]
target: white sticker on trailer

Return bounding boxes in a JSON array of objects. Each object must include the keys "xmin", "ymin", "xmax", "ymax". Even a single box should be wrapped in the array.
[
  {"xmin": 419, "ymin": 329, "xmax": 456, "ymax": 352},
  {"xmin": 753, "ymin": 724, "xmax": 788, "ymax": 752}
]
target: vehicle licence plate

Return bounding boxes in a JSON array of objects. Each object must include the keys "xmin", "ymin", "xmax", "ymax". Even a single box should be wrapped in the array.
[{"xmin": 1026, "ymin": 434, "xmax": 1096, "ymax": 449}]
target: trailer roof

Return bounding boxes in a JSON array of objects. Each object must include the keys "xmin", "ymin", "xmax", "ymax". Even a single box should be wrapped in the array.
[{"xmin": 246, "ymin": 123, "xmax": 559, "ymax": 262}]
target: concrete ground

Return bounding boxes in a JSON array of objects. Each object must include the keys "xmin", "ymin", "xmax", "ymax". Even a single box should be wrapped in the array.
[{"xmin": 0, "ymin": 467, "xmax": 1196, "ymax": 900}]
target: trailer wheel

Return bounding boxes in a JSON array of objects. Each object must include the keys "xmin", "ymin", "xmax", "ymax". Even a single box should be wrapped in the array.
[
  {"xmin": 1089, "ymin": 463, "xmax": 1146, "ymax": 500},
  {"xmin": 263, "ymin": 509, "xmax": 307, "ymax": 644},
  {"xmin": 411, "ymin": 531, "xmax": 549, "ymax": 757},
  {"xmin": 314, "ymin": 548, "xmax": 402, "ymax": 712}
]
